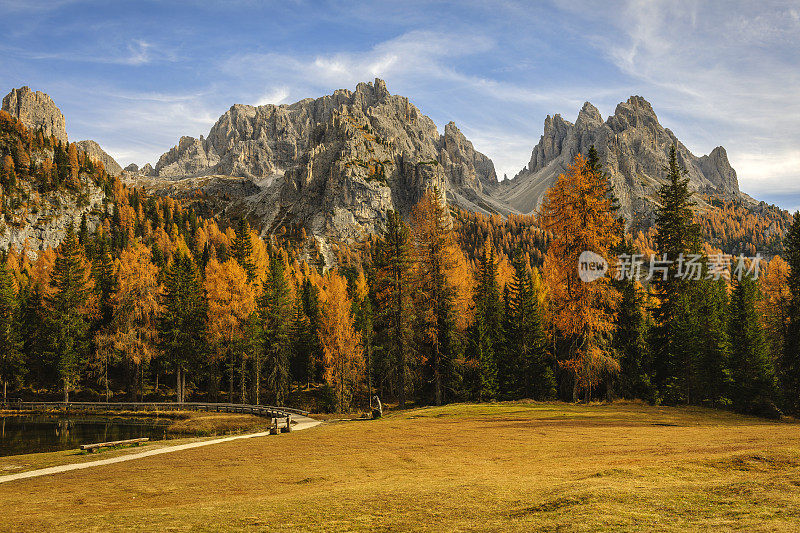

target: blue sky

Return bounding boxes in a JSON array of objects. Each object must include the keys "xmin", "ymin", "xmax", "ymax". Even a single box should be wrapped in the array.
[{"xmin": 1, "ymin": 0, "xmax": 798, "ymax": 209}]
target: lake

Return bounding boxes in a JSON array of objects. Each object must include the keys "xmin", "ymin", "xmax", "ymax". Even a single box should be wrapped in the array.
[{"xmin": 0, "ymin": 415, "xmax": 173, "ymax": 457}]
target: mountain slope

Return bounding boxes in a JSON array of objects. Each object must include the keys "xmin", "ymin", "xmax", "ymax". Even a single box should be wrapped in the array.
[
  {"xmin": 496, "ymin": 97, "xmax": 746, "ymax": 222},
  {"xmin": 133, "ymin": 79, "xmax": 507, "ymax": 257}
]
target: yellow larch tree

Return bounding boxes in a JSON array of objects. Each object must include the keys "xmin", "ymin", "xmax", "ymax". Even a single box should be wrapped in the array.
[
  {"xmin": 319, "ymin": 273, "xmax": 363, "ymax": 412},
  {"xmin": 205, "ymin": 258, "xmax": 257, "ymax": 403},
  {"xmin": 539, "ymin": 153, "xmax": 622, "ymax": 401}
]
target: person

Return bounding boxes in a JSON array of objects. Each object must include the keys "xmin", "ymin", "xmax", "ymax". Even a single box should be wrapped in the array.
[{"xmin": 370, "ymin": 395, "xmax": 382, "ymax": 419}]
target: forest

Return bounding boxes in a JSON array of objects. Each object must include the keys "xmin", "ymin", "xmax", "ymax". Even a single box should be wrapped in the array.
[{"xmin": 1, "ymin": 109, "xmax": 799, "ymax": 417}]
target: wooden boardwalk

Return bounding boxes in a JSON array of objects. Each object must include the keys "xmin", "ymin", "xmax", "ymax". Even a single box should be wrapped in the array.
[{"xmin": 8, "ymin": 401, "xmax": 309, "ymax": 419}]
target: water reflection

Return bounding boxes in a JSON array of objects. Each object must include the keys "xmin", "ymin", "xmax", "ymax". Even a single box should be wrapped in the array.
[{"xmin": 0, "ymin": 415, "xmax": 172, "ymax": 457}]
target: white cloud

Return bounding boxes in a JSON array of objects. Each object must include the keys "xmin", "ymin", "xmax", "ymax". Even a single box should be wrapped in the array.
[
  {"xmin": 256, "ymin": 87, "xmax": 289, "ymax": 106},
  {"xmin": 571, "ymin": 0, "xmax": 800, "ymax": 196},
  {"xmin": 730, "ymin": 150, "xmax": 800, "ymax": 194}
]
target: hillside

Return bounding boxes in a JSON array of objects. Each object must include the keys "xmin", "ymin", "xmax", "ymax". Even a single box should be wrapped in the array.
[{"xmin": 0, "ymin": 110, "xmax": 112, "ymax": 255}]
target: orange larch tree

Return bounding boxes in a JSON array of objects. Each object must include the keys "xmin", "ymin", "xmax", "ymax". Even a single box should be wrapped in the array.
[
  {"xmin": 539, "ymin": 153, "xmax": 622, "ymax": 401},
  {"xmin": 319, "ymin": 273, "xmax": 363, "ymax": 412}
]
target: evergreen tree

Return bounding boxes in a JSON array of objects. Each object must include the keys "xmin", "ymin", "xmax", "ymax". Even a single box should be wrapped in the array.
[
  {"xmin": 0, "ymin": 261, "xmax": 23, "ymax": 405},
  {"xmin": 471, "ymin": 244, "xmax": 501, "ymax": 400},
  {"xmin": 233, "ymin": 219, "xmax": 256, "ymax": 282},
  {"xmin": 91, "ymin": 238, "xmax": 116, "ymax": 326},
  {"xmin": 260, "ymin": 252, "xmax": 292, "ymax": 405},
  {"xmin": 611, "ymin": 243, "xmax": 652, "ymax": 400},
  {"xmin": 45, "ymin": 225, "xmax": 91, "ymax": 403},
  {"xmin": 729, "ymin": 274, "xmax": 776, "ymax": 413},
  {"xmin": 781, "ymin": 212, "xmax": 800, "ymax": 414},
  {"xmin": 300, "ymin": 277, "xmax": 323, "ymax": 383},
  {"xmin": 695, "ymin": 277, "xmax": 731, "ymax": 405},
  {"xmin": 503, "ymin": 252, "xmax": 554, "ymax": 399},
  {"xmin": 18, "ymin": 283, "xmax": 49, "ymax": 389},
  {"xmin": 160, "ymin": 253, "xmax": 207, "ymax": 403},
  {"xmin": 374, "ymin": 210, "xmax": 414, "ymax": 407},
  {"xmin": 651, "ymin": 145, "xmax": 703, "ymax": 403},
  {"xmin": 289, "ymin": 295, "xmax": 314, "ymax": 387}
]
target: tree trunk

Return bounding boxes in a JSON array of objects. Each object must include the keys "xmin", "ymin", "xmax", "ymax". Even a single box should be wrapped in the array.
[
  {"xmin": 176, "ymin": 366, "xmax": 182, "ymax": 403},
  {"xmin": 105, "ymin": 359, "xmax": 110, "ymax": 402},
  {"xmin": 64, "ymin": 379, "xmax": 69, "ymax": 404},
  {"xmin": 434, "ymin": 342, "xmax": 442, "ymax": 406},
  {"xmin": 228, "ymin": 354, "xmax": 234, "ymax": 402},
  {"xmin": 2, "ymin": 380, "xmax": 6, "ymax": 407},
  {"xmin": 240, "ymin": 356, "xmax": 246, "ymax": 404},
  {"xmin": 182, "ymin": 372, "xmax": 186, "ymax": 403},
  {"xmin": 254, "ymin": 354, "xmax": 260, "ymax": 406}
]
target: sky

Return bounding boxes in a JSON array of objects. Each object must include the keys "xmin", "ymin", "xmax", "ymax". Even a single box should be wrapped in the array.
[{"xmin": 1, "ymin": 0, "xmax": 798, "ymax": 209}]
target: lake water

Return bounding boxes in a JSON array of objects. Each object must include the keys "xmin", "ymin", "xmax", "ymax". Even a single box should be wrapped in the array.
[{"xmin": 0, "ymin": 415, "xmax": 173, "ymax": 457}]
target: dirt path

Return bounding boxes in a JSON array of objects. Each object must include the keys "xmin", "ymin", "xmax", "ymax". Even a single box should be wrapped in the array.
[{"xmin": 0, "ymin": 414, "xmax": 320, "ymax": 484}]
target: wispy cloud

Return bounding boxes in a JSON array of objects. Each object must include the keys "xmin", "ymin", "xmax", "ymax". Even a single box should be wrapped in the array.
[{"xmin": 567, "ymin": 0, "xmax": 800, "ymax": 197}]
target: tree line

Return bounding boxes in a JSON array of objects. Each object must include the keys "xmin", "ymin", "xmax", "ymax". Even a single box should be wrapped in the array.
[{"xmin": 1, "ymin": 106, "xmax": 799, "ymax": 416}]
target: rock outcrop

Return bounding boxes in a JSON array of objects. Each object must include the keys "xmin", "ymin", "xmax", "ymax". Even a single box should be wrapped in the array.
[
  {"xmin": 139, "ymin": 79, "xmax": 501, "ymax": 247},
  {"xmin": 74, "ymin": 139, "xmax": 123, "ymax": 175},
  {"xmin": 2, "ymin": 86, "xmax": 68, "ymax": 144},
  {"xmin": 2, "ymin": 87, "xmax": 122, "ymax": 176},
  {"xmin": 496, "ymin": 96, "xmax": 745, "ymax": 220}
]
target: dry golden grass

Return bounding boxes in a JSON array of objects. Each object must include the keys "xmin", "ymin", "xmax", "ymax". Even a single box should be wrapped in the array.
[{"xmin": 3, "ymin": 402, "xmax": 800, "ymax": 532}]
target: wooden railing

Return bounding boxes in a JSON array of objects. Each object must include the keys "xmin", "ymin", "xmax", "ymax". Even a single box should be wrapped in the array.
[{"xmin": 8, "ymin": 401, "xmax": 309, "ymax": 418}]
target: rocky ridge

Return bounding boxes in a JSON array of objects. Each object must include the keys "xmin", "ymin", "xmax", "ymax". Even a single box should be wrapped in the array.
[
  {"xmin": 497, "ymin": 96, "xmax": 746, "ymax": 222},
  {"xmin": 132, "ymin": 79, "xmax": 506, "ymax": 254}
]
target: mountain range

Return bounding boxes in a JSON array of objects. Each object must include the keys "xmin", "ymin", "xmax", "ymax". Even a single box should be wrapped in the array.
[{"xmin": 0, "ymin": 80, "xmax": 757, "ymax": 259}]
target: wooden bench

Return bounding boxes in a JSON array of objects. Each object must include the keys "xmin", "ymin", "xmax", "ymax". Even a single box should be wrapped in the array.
[{"xmin": 80, "ymin": 438, "xmax": 149, "ymax": 453}]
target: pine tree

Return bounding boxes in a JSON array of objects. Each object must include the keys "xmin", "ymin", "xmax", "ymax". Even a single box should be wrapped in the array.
[
  {"xmin": 471, "ymin": 243, "xmax": 501, "ymax": 400},
  {"xmin": 503, "ymin": 252, "xmax": 554, "ymax": 399},
  {"xmin": 260, "ymin": 252, "xmax": 292, "ymax": 405},
  {"xmin": 612, "ymin": 242, "xmax": 651, "ymax": 400},
  {"xmin": 161, "ymin": 253, "xmax": 207, "ymax": 403},
  {"xmin": 45, "ymin": 225, "xmax": 91, "ymax": 403},
  {"xmin": 289, "ymin": 295, "xmax": 314, "ymax": 387},
  {"xmin": 301, "ymin": 277, "xmax": 323, "ymax": 383},
  {"xmin": 0, "ymin": 261, "xmax": 23, "ymax": 405},
  {"xmin": 92, "ymin": 238, "xmax": 116, "ymax": 326},
  {"xmin": 729, "ymin": 274, "xmax": 776, "ymax": 413},
  {"xmin": 651, "ymin": 145, "xmax": 703, "ymax": 404},
  {"xmin": 781, "ymin": 212, "xmax": 800, "ymax": 414},
  {"xmin": 374, "ymin": 210, "xmax": 414, "ymax": 407},
  {"xmin": 232, "ymin": 219, "xmax": 256, "ymax": 282}
]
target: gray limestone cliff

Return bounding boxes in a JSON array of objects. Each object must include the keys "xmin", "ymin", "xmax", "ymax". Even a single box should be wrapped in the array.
[
  {"xmin": 2, "ymin": 86, "xmax": 68, "ymax": 144},
  {"xmin": 496, "ymin": 96, "xmax": 745, "ymax": 220},
  {"xmin": 137, "ymin": 79, "xmax": 500, "ymax": 248}
]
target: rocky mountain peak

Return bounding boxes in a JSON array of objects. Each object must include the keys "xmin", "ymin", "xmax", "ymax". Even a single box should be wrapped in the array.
[
  {"xmin": 135, "ymin": 79, "xmax": 505, "ymax": 251},
  {"xmin": 2, "ymin": 86, "xmax": 68, "ymax": 143},
  {"xmin": 74, "ymin": 140, "xmax": 123, "ymax": 175},
  {"xmin": 2, "ymin": 86, "xmax": 122, "ymax": 175},
  {"xmin": 497, "ymin": 95, "xmax": 747, "ymax": 221},
  {"xmin": 576, "ymin": 102, "xmax": 603, "ymax": 129},
  {"xmin": 609, "ymin": 95, "xmax": 659, "ymax": 131}
]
